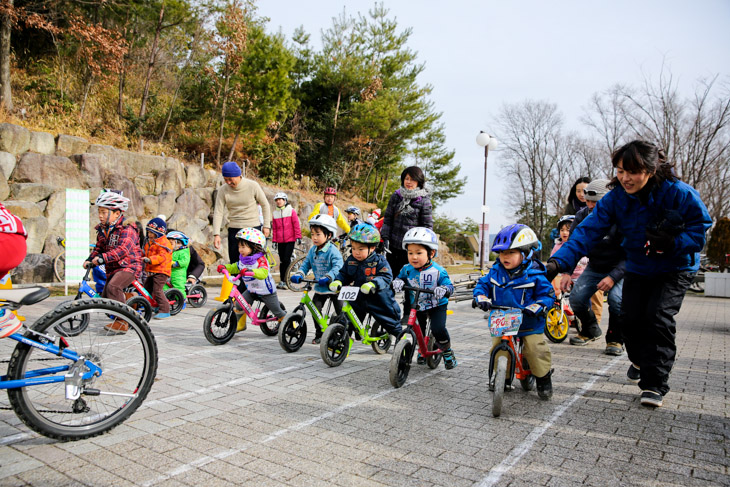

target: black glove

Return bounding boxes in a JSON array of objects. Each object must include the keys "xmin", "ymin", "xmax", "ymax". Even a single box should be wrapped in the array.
[
  {"xmin": 545, "ymin": 260, "xmax": 559, "ymax": 281},
  {"xmin": 473, "ymin": 296, "xmax": 492, "ymax": 311},
  {"xmin": 644, "ymin": 228, "xmax": 675, "ymax": 257}
]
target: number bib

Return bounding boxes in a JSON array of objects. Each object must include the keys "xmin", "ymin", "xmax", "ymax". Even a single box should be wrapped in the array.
[
  {"xmin": 338, "ymin": 286, "xmax": 360, "ymax": 301},
  {"xmin": 488, "ymin": 308, "xmax": 522, "ymax": 337}
]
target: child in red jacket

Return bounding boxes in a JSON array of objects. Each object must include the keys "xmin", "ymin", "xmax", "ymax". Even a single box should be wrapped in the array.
[
  {"xmin": 0, "ymin": 202, "xmax": 27, "ymax": 338},
  {"xmin": 143, "ymin": 218, "xmax": 173, "ymax": 319}
]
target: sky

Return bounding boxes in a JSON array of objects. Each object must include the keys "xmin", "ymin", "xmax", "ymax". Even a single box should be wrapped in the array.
[{"xmin": 257, "ymin": 0, "xmax": 730, "ymax": 232}]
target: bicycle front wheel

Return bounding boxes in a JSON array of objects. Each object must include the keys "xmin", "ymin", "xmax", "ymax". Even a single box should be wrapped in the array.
[
  {"xmin": 7, "ymin": 299, "xmax": 157, "ymax": 441},
  {"xmin": 492, "ymin": 355, "xmax": 507, "ymax": 418}
]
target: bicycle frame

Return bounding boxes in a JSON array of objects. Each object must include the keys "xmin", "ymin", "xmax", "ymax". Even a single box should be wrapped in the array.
[
  {"xmin": 488, "ymin": 336, "xmax": 530, "ymax": 389},
  {"xmin": 401, "ymin": 285, "xmax": 441, "ymax": 358},
  {"xmin": 293, "ymin": 280, "xmax": 331, "ymax": 332},
  {"xmin": 75, "ymin": 268, "xmax": 100, "ymax": 299},
  {"xmin": 0, "ymin": 331, "xmax": 102, "ymax": 393},
  {"xmin": 339, "ymin": 299, "xmax": 387, "ymax": 346},
  {"xmin": 223, "ymin": 270, "xmax": 279, "ymax": 327}
]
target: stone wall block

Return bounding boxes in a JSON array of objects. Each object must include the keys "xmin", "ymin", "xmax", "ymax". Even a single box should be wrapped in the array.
[
  {"xmin": 0, "ymin": 123, "xmax": 30, "ymax": 155},
  {"xmin": 71, "ymin": 154, "xmax": 106, "ymax": 188},
  {"xmin": 0, "ymin": 178, "xmax": 8, "ymax": 200},
  {"xmin": 135, "ymin": 174, "xmax": 156, "ymax": 196},
  {"xmin": 12, "ymin": 253, "xmax": 54, "ymax": 284},
  {"xmin": 23, "ymin": 216, "xmax": 49, "ymax": 253},
  {"xmin": 185, "ymin": 164, "xmax": 209, "ymax": 188},
  {"xmin": 154, "ymin": 168, "xmax": 183, "ymax": 196},
  {"xmin": 3, "ymin": 200, "xmax": 43, "ymax": 218},
  {"xmin": 104, "ymin": 174, "xmax": 144, "ymax": 218},
  {"xmin": 0, "ymin": 151, "xmax": 15, "ymax": 179},
  {"xmin": 156, "ymin": 190, "xmax": 177, "ymax": 220},
  {"xmin": 55, "ymin": 134, "xmax": 89, "ymax": 156},
  {"xmin": 29, "ymin": 131, "xmax": 55, "ymax": 155},
  {"xmin": 13, "ymin": 153, "xmax": 85, "ymax": 188},
  {"xmin": 10, "ymin": 183, "xmax": 55, "ymax": 203}
]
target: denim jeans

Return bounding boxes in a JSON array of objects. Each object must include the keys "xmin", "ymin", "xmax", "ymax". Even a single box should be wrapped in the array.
[{"xmin": 570, "ymin": 264, "xmax": 623, "ymax": 342}]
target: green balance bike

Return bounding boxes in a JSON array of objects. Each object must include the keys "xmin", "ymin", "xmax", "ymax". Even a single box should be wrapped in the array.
[
  {"xmin": 320, "ymin": 285, "xmax": 392, "ymax": 367},
  {"xmin": 278, "ymin": 278, "xmax": 334, "ymax": 353}
]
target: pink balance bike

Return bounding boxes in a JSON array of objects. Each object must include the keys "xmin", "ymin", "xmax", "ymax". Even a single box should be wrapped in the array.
[
  {"xmin": 203, "ymin": 268, "xmax": 285, "ymax": 345},
  {"xmin": 389, "ymin": 285, "xmax": 443, "ymax": 388}
]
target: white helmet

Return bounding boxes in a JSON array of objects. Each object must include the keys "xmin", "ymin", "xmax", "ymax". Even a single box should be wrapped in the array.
[
  {"xmin": 274, "ymin": 192, "xmax": 288, "ymax": 202},
  {"xmin": 308, "ymin": 214, "xmax": 338, "ymax": 236},
  {"xmin": 402, "ymin": 227, "xmax": 439, "ymax": 257},
  {"xmin": 235, "ymin": 228, "xmax": 267, "ymax": 248},
  {"xmin": 95, "ymin": 189, "xmax": 129, "ymax": 212}
]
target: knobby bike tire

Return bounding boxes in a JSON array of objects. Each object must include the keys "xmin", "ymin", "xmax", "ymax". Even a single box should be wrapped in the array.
[
  {"xmin": 54, "ymin": 299, "xmax": 90, "ymax": 336},
  {"xmin": 7, "ymin": 299, "xmax": 157, "ymax": 441},
  {"xmin": 258, "ymin": 303, "xmax": 285, "ymax": 336},
  {"xmin": 368, "ymin": 316, "xmax": 392, "ymax": 354},
  {"xmin": 492, "ymin": 356, "xmax": 507, "ymax": 417},
  {"xmin": 389, "ymin": 339, "xmax": 413, "ymax": 388},
  {"xmin": 320, "ymin": 322, "xmax": 348, "ymax": 367},
  {"xmin": 166, "ymin": 288, "xmax": 185, "ymax": 316},
  {"xmin": 285, "ymin": 254, "xmax": 308, "ymax": 292},
  {"xmin": 278, "ymin": 312, "xmax": 307, "ymax": 353},
  {"xmin": 203, "ymin": 304, "xmax": 236, "ymax": 345},
  {"xmin": 187, "ymin": 285, "xmax": 207, "ymax": 308},
  {"xmin": 126, "ymin": 295, "xmax": 152, "ymax": 322}
]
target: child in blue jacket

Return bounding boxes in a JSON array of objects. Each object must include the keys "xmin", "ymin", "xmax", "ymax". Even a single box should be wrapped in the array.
[
  {"xmin": 290, "ymin": 214, "xmax": 344, "ymax": 343},
  {"xmin": 330, "ymin": 223, "xmax": 402, "ymax": 339},
  {"xmin": 474, "ymin": 224, "xmax": 555, "ymax": 399},
  {"xmin": 392, "ymin": 227, "xmax": 457, "ymax": 369}
]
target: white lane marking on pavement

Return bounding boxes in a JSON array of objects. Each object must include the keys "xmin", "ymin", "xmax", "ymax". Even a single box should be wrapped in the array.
[
  {"xmin": 145, "ymin": 320, "xmax": 488, "ymax": 487},
  {"xmin": 477, "ymin": 355, "xmax": 623, "ymax": 487}
]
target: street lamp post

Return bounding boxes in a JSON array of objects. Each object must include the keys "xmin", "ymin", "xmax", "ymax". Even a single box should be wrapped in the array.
[{"xmin": 476, "ymin": 131, "xmax": 498, "ymax": 271}]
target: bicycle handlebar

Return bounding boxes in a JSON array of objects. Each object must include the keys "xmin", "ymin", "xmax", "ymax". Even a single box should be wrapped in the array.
[{"xmin": 402, "ymin": 285, "xmax": 434, "ymax": 295}]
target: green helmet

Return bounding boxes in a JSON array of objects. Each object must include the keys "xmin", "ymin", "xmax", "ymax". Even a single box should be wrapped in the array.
[{"xmin": 349, "ymin": 223, "xmax": 381, "ymax": 244}]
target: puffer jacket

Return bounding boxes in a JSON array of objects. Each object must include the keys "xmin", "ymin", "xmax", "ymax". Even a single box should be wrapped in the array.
[
  {"xmin": 551, "ymin": 178, "xmax": 712, "ymax": 276},
  {"xmin": 381, "ymin": 188, "xmax": 433, "ymax": 249},
  {"xmin": 308, "ymin": 203, "xmax": 350, "ymax": 235},
  {"xmin": 299, "ymin": 241, "xmax": 344, "ymax": 294},
  {"xmin": 89, "ymin": 216, "xmax": 143, "ymax": 279},
  {"xmin": 272, "ymin": 204, "xmax": 302, "ymax": 243},
  {"xmin": 144, "ymin": 235, "xmax": 173, "ymax": 276},
  {"xmin": 473, "ymin": 258, "xmax": 555, "ymax": 336}
]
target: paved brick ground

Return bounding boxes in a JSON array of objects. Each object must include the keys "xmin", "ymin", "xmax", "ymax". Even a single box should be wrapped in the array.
[{"xmin": 0, "ymin": 289, "xmax": 728, "ymax": 486}]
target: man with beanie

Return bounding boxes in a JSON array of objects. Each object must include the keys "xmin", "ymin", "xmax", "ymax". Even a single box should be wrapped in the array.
[
  {"xmin": 212, "ymin": 161, "xmax": 272, "ymax": 264},
  {"xmin": 144, "ymin": 217, "xmax": 173, "ymax": 319},
  {"xmin": 559, "ymin": 179, "xmax": 627, "ymax": 355}
]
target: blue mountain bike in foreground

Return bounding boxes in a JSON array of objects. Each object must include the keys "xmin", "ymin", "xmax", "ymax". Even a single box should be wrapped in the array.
[{"xmin": 0, "ymin": 287, "xmax": 158, "ymax": 440}]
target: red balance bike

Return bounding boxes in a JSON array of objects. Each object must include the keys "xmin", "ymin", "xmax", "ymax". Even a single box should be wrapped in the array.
[
  {"xmin": 389, "ymin": 285, "xmax": 443, "ymax": 388},
  {"xmin": 125, "ymin": 279, "xmax": 185, "ymax": 321}
]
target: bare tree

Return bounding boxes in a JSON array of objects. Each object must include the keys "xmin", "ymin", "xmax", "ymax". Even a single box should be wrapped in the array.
[
  {"xmin": 494, "ymin": 100, "xmax": 564, "ymax": 240},
  {"xmin": 0, "ymin": 0, "xmax": 13, "ymax": 111}
]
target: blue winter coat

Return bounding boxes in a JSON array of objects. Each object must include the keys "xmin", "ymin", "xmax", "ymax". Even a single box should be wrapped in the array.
[
  {"xmin": 473, "ymin": 259, "xmax": 555, "ymax": 336},
  {"xmin": 551, "ymin": 179, "xmax": 712, "ymax": 276},
  {"xmin": 299, "ymin": 242, "xmax": 344, "ymax": 294},
  {"xmin": 397, "ymin": 261, "xmax": 454, "ymax": 311}
]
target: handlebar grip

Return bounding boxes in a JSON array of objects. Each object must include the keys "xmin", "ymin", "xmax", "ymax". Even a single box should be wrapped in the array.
[{"xmin": 402, "ymin": 285, "xmax": 434, "ymax": 294}]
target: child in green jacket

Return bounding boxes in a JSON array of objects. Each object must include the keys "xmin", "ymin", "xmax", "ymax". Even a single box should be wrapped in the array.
[{"xmin": 166, "ymin": 231, "xmax": 190, "ymax": 293}]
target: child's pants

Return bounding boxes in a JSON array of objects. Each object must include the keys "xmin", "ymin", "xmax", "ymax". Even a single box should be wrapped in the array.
[
  {"xmin": 312, "ymin": 293, "xmax": 343, "ymax": 338},
  {"xmin": 491, "ymin": 333, "xmax": 552, "ymax": 378},
  {"xmin": 350, "ymin": 296, "xmax": 402, "ymax": 337},
  {"xmin": 102, "ymin": 271, "xmax": 136, "ymax": 304},
  {"xmin": 242, "ymin": 290, "xmax": 286, "ymax": 318},
  {"xmin": 416, "ymin": 303, "xmax": 451, "ymax": 349},
  {"xmin": 144, "ymin": 273, "xmax": 170, "ymax": 313}
]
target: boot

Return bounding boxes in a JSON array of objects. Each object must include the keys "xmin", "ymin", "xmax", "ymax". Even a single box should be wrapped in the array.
[
  {"xmin": 536, "ymin": 369, "xmax": 554, "ymax": 400},
  {"xmin": 104, "ymin": 319, "xmax": 128, "ymax": 335},
  {"xmin": 236, "ymin": 313, "xmax": 247, "ymax": 332}
]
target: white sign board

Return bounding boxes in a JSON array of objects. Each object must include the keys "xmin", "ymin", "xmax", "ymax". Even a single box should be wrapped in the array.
[{"xmin": 65, "ymin": 189, "xmax": 90, "ymax": 284}]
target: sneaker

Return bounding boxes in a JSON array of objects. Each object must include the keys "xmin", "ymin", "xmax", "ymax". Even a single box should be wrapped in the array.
[
  {"xmin": 416, "ymin": 353, "xmax": 425, "ymax": 365},
  {"xmin": 569, "ymin": 333, "xmax": 602, "ymax": 346},
  {"xmin": 103, "ymin": 320, "xmax": 129, "ymax": 334},
  {"xmin": 604, "ymin": 343, "xmax": 624, "ymax": 356},
  {"xmin": 0, "ymin": 310, "xmax": 22, "ymax": 338},
  {"xmin": 153, "ymin": 313, "xmax": 171, "ymax": 320},
  {"xmin": 277, "ymin": 282, "xmax": 287, "ymax": 290},
  {"xmin": 640, "ymin": 390, "xmax": 663, "ymax": 407},
  {"xmin": 312, "ymin": 337, "xmax": 321, "ymax": 344},
  {"xmin": 626, "ymin": 364, "xmax": 640, "ymax": 383},
  {"xmin": 536, "ymin": 370, "xmax": 554, "ymax": 400},
  {"xmin": 443, "ymin": 349, "xmax": 457, "ymax": 370}
]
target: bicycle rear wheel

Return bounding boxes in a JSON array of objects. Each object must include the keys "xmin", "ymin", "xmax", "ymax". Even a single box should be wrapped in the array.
[
  {"xmin": 187, "ymin": 284, "xmax": 207, "ymax": 308},
  {"xmin": 7, "ymin": 299, "xmax": 157, "ymax": 441},
  {"xmin": 285, "ymin": 254, "xmax": 308, "ymax": 292},
  {"xmin": 53, "ymin": 252, "xmax": 65, "ymax": 283},
  {"xmin": 166, "ymin": 288, "xmax": 185, "ymax": 315},
  {"xmin": 258, "ymin": 303, "xmax": 285, "ymax": 336}
]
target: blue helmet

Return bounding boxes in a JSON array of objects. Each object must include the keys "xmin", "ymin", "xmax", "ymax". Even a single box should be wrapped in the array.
[
  {"xmin": 166, "ymin": 230, "xmax": 189, "ymax": 247},
  {"xmin": 492, "ymin": 224, "xmax": 540, "ymax": 254}
]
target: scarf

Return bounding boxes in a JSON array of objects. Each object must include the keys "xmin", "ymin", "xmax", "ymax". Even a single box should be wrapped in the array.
[
  {"xmin": 239, "ymin": 252, "xmax": 264, "ymax": 267},
  {"xmin": 396, "ymin": 187, "xmax": 430, "ymax": 216}
]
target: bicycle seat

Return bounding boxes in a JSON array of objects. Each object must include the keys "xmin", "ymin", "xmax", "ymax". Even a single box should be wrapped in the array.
[{"xmin": 0, "ymin": 287, "xmax": 51, "ymax": 306}]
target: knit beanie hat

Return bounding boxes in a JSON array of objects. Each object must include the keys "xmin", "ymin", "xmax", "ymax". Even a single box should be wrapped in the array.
[
  {"xmin": 147, "ymin": 217, "xmax": 167, "ymax": 237},
  {"xmin": 583, "ymin": 179, "xmax": 611, "ymax": 201},
  {"xmin": 221, "ymin": 161, "xmax": 242, "ymax": 178}
]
